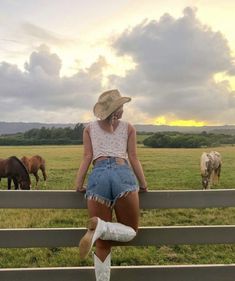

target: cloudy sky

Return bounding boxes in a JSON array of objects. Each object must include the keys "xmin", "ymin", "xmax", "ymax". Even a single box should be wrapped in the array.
[{"xmin": 1, "ymin": 0, "xmax": 235, "ymax": 126}]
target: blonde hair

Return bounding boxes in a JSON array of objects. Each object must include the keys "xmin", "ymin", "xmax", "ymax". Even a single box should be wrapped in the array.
[{"xmin": 106, "ymin": 106, "xmax": 123, "ymax": 132}]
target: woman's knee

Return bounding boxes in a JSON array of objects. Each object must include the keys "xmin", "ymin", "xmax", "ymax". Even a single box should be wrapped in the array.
[
  {"xmin": 133, "ymin": 225, "xmax": 138, "ymax": 233},
  {"xmin": 127, "ymin": 225, "xmax": 137, "ymax": 240}
]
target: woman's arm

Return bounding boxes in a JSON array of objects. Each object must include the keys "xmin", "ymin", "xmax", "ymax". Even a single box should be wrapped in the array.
[
  {"xmin": 127, "ymin": 124, "xmax": 147, "ymax": 191},
  {"xmin": 75, "ymin": 126, "xmax": 93, "ymax": 192}
]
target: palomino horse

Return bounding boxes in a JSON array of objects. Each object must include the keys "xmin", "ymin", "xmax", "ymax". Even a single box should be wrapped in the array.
[
  {"xmin": 200, "ymin": 151, "xmax": 222, "ymax": 189},
  {"xmin": 0, "ymin": 156, "xmax": 31, "ymax": 190},
  {"xmin": 21, "ymin": 155, "xmax": 47, "ymax": 187}
]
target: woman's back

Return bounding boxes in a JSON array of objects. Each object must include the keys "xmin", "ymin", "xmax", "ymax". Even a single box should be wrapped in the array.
[{"xmin": 89, "ymin": 120, "xmax": 128, "ymax": 161}]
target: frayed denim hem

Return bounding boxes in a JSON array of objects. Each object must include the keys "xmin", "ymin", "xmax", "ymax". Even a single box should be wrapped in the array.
[
  {"xmin": 85, "ymin": 187, "xmax": 138, "ymax": 209},
  {"xmin": 111, "ymin": 190, "xmax": 130, "ymax": 207},
  {"xmin": 85, "ymin": 194, "xmax": 112, "ymax": 208}
]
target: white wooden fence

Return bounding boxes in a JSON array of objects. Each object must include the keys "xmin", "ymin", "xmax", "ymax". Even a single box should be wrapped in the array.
[{"xmin": 1, "ymin": 189, "xmax": 235, "ymax": 281}]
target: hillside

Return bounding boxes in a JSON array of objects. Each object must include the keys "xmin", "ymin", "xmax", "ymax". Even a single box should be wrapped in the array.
[
  {"xmin": 135, "ymin": 124, "xmax": 235, "ymax": 134},
  {"xmin": 0, "ymin": 122, "xmax": 75, "ymax": 135},
  {"xmin": 1, "ymin": 121, "xmax": 235, "ymax": 135}
]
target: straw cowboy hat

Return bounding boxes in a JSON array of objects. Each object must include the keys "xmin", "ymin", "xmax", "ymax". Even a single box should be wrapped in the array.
[{"xmin": 93, "ymin": 89, "xmax": 131, "ymax": 120}]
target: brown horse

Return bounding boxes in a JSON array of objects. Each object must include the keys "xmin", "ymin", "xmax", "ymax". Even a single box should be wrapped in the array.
[
  {"xmin": 21, "ymin": 155, "xmax": 47, "ymax": 187},
  {"xmin": 0, "ymin": 156, "xmax": 31, "ymax": 190}
]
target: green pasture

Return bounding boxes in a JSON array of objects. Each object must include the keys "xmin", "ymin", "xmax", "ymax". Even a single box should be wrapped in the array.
[{"xmin": 1, "ymin": 145, "xmax": 235, "ymax": 268}]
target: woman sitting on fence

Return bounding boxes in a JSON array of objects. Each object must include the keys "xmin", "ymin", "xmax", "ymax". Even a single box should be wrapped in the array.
[{"xmin": 75, "ymin": 89, "xmax": 147, "ymax": 281}]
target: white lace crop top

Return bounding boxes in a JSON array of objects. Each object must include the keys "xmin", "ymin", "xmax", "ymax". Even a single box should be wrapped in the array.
[{"xmin": 88, "ymin": 120, "xmax": 129, "ymax": 161}]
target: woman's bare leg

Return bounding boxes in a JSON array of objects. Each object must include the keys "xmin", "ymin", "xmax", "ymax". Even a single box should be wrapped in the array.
[
  {"xmin": 87, "ymin": 200, "xmax": 112, "ymax": 261},
  {"xmin": 114, "ymin": 190, "xmax": 139, "ymax": 232},
  {"xmin": 85, "ymin": 191, "xmax": 139, "ymax": 261}
]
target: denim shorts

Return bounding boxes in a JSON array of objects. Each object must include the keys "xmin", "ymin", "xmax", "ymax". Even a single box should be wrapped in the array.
[{"xmin": 85, "ymin": 157, "xmax": 138, "ymax": 208}]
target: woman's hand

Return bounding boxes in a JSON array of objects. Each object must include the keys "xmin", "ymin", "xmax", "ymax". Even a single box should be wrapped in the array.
[
  {"xmin": 76, "ymin": 185, "xmax": 86, "ymax": 193},
  {"xmin": 139, "ymin": 186, "xmax": 148, "ymax": 193}
]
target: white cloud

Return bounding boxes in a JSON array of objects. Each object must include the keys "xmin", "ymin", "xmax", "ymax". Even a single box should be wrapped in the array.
[
  {"xmin": 109, "ymin": 7, "xmax": 235, "ymax": 124},
  {"xmin": 24, "ymin": 45, "xmax": 62, "ymax": 76},
  {"xmin": 0, "ymin": 45, "xmax": 103, "ymax": 122},
  {"xmin": 1, "ymin": 6, "xmax": 235, "ymax": 125}
]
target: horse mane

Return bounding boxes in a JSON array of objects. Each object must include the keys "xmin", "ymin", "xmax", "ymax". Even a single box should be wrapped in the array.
[
  {"xmin": 9, "ymin": 156, "xmax": 30, "ymax": 180},
  {"xmin": 200, "ymin": 152, "xmax": 209, "ymax": 175}
]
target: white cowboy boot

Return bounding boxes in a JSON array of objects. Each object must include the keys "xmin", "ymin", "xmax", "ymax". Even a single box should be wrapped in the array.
[
  {"xmin": 79, "ymin": 217, "xmax": 106, "ymax": 259},
  {"xmin": 100, "ymin": 221, "xmax": 136, "ymax": 242},
  {"xmin": 79, "ymin": 217, "xmax": 136, "ymax": 259},
  {"xmin": 94, "ymin": 253, "xmax": 111, "ymax": 281}
]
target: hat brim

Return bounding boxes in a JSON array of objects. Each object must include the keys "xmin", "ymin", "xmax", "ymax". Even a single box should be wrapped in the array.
[{"xmin": 93, "ymin": 97, "xmax": 131, "ymax": 120}]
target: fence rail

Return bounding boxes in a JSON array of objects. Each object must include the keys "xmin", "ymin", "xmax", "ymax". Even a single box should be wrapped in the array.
[
  {"xmin": 1, "ymin": 189, "xmax": 235, "ymax": 209},
  {"xmin": 1, "ymin": 189, "xmax": 235, "ymax": 281},
  {"xmin": 1, "ymin": 264, "xmax": 235, "ymax": 281},
  {"xmin": 1, "ymin": 225, "xmax": 235, "ymax": 248}
]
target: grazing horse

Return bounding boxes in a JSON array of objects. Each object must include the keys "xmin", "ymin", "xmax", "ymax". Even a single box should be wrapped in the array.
[
  {"xmin": 21, "ymin": 155, "xmax": 47, "ymax": 187},
  {"xmin": 0, "ymin": 156, "xmax": 31, "ymax": 190},
  {"xmin": 200, "ymin": 151, "xmax": 222, "ymax": 189}
]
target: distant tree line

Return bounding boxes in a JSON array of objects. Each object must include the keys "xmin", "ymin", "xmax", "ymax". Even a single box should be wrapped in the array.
[
  {"xmin": 0, "ymin": 123, "xmax": 84, "ymax": 145},
  {"xmin": 143, "ymin": 131, "xmax": 235, "ymax": 148},
  {"xmin": 1, "ymin": 126, "xmax": 235, "ymax": 147}
]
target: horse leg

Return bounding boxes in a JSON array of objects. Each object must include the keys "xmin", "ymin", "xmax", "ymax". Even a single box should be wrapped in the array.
[
  {"xmin": 213, "ymin": 170, "xmax": 219, "ymax": 185},
  {"xmin": 7, "ymin": 177, "xmax": 12, "ymax": 190},
  {"xmin": 217, "ymin": 165, "xmax": 221, "ymax": 183},
  {"xmin": 41, "ymin": 167, "xmax": 47, "ymax": 181},
  {"xmin": 41, "ymin": 167, "xmax": 47, "ymax": 187},
  {"xmin": 211, "ymin": 170, "xmax": 215, "ymax": 185},
  {"xmin": 213, "ymin": 166, "xmax": 221, "ymax": 185},
  {"xmin": 12, "ymin": 177, "xmax": 19, "ymax": 190},
  {"xmin": 204, "ymin": 174, "xmax": 210, "ymax": 190},
  {"xmin": 213, "ymin": 169, "xmax": 220, "ymax": 185},
  {"xmin": 33, "ymin": 172, "xmax": 39, "ymax": 189}
]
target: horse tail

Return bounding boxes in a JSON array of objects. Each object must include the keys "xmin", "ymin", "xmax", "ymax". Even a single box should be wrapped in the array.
[
  {"xmin": 217, "ymin": 163, "xmax": 222, "ymax": 182},
  {"xmin": 41, "ymin": 164, "xmax": 47, "ymax": 181},
  {"xmin": 37, "ymin": 156, "xmax": 47, "ymax": 181}
]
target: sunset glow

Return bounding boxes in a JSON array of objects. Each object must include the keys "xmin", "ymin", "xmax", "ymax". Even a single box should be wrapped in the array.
[
  {"xmin": 214, "ymin": 72, "xmax": 235, "ymax": 90},
  {"xmin": 169, "ymin": 120, "xmax": 206, "ymax": 127},
  {"xmin": 154, "ymin": 116, "xmax": 206, "ymax": 127}
]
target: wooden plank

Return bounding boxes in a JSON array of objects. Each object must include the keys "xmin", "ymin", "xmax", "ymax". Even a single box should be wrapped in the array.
[
  {"xmin": 139, "ymin": 189, "xmax": 235, "ymax": 209},
  {"xmin": 1, "ymin": 189, "xmax": 235, "ymax": 209},
  {"xmin": 1, "ymin": 225, "xmax": 235, "ymax": 248},
  {"xmin": 0, "ymin": 264, "xmax": 235, "ymax": 281},
  {"xmin": 0, "ymin": 190, "xmax": 86, "ymax": 209},
  {"xmin": 0, "ymin": 228, "xmax": 84, "ymax": 248},
  {"xmin": 132, "ymin": 225, "xmax": 235, "ymax": 246},
  {"xmin": 0, "ymin": 267, "xmax": 94, "ymax": 281}
]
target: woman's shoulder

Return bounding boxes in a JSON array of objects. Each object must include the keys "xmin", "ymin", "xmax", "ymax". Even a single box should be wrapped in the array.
[
  {"xmin": 118, "ymin": 120, "xmax": 132, "ymax": 132},
  {"xmin": 124, "ymin": 121, "xmax": 135, "ymax": 130},
  {"xmin": 120, "ymin": 121, "xmax": 135, "ymax": 135},
  {"xmin": 86, "ymin": 120, "xmax": 98, "ymax": 128},
  {"xmin": 84, "ymin": 121, "xmax": 97, "ymax": 134},
  {"xmin": 120, "ymin": 120, "xmax": 133, "ymax": 127}
]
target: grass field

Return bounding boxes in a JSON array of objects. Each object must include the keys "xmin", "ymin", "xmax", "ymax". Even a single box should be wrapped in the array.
[{"xmin": 1, "ymin": 145, "xmax": 235, "ymax": 267}]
